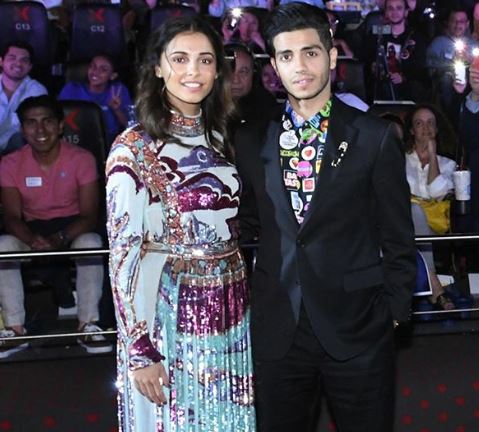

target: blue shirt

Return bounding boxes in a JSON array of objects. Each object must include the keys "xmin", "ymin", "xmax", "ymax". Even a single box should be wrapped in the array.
[
  {"xmin": 0, "ymin": 74, "xmax": 47, "ymax": 153},
  {"xmin": 58, "ymin": 81, "xmax": 132, "ymax": 144}
]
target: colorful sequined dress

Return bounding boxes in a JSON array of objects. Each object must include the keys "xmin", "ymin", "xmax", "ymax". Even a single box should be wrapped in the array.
[{"xmin": 106, "ymin": 114, "xmax": 255, "ymax": 432}]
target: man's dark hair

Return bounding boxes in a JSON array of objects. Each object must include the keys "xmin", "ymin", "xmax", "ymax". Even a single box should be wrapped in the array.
[
  {"xmin": 17, "ymin": 95, "xmax": 64, "ymax": 124},
  {"xmin": 90, "ymin": 52, "xmax": 119, "ymax": 73},
  {"xmin": 263, "ymin": 2, "xmax": 333, "ymax": 56},
  {"xmin": 0, "ymin": 40, "xmax": 35, "ymax": 63},
  {"xmin": 447, "ymin": 6, "xmax": 470, "ymax": 21},
  {"xmin": 384, "ymin": 0, "xmax": 407, "ymax": 10},
  {"xmin": 225, "ymin": 42, "xmax": 255, "ymax": 73}
]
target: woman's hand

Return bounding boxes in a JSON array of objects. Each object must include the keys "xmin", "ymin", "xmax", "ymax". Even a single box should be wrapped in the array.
[
  {"xmin": 131, "ymin": 362, "xmax": 169, "ymax": 405},
  {"xmin": 109, "ymin": 86, "xmax": 122, "ymax": 112},
  {"xmin": 426, "ymin": 138, "xmax": 437, "ymax": 157}
]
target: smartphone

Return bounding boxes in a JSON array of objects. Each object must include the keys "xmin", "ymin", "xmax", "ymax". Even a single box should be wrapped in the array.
[
  {"xmin": 228, "ymin": 17, "xmax": 239, "ymax": 30},
  {"xmin": 472, "ymin": 55, "xmax": 479, "ymax": 72},
  {"xmin": 454, "ymin": 61, "xmax": 467, "ymax": 85}
]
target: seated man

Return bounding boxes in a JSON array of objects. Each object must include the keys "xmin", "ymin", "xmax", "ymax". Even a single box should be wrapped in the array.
[
  {"xmin": 0, "ymin": 95, "xmax": 111, "ymax": 358},
  {"xmin": 225, "ymin": 43, "xmax": 278, "ymax": 133},
  {"xmin": 0, "ymin": 41, "xmax": 48, "ymax": 156}
]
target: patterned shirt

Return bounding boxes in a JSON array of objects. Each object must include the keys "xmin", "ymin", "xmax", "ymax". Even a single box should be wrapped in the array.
[{"xmin": 279, "ymin": 99, "xmax": 331, "ymax": 224}]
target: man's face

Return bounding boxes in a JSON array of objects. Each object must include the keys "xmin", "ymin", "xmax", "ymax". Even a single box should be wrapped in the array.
[
  {"xmin": 447, "ymin": 12, "xmax": 469, "ymax": 38},
  {"xmin": 385, "ymin": 0, "xmax": 407, "ymax": 25},
  {"xmin": 271, "ymin": 28, "xmax": 336, "ymax": 105},
  {"xmin": 231, "ymin": 50, "xmax": 254, "ymax": 99},
  {"xmin": 21, "ymin": 107, "xmax": 63, "ymax": 155},
  {"xmin": 0, "ymin": 46, "xmax": 32, "ymax": 82}
]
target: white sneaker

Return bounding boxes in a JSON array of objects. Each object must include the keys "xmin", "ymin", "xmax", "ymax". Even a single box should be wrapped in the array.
[
  {"xmin": 0, "ymin": 328, "xmax": 29, "ymax": 359},
  {"xmin": 77, "ymin": 323, "xmax": 112, "ymax": 354}
]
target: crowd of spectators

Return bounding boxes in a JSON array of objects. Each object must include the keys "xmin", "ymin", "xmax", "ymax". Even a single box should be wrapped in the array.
[{"xmin": 1, "ymin": 0, "xmax": 479, "ymax": 356}]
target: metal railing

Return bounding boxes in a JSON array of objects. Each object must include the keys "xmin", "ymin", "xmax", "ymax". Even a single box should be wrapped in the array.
[{"xmin": 1, "ymin": 233, "xmax": 479, "ymax": 343}]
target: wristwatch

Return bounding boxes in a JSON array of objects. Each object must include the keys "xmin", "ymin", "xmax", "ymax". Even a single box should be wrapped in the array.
[{"xmin": 57, "ymin": 230, "xmax": 70, "ymax": 247}]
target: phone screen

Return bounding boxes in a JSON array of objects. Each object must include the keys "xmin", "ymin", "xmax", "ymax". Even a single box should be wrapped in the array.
[
  {"xmin": 472, "ymin": 56, "xmax": 479, "ymax": 71},
  {"xmin": 455, "ymin": 61, "xmax": 467, "ymax": 85}
]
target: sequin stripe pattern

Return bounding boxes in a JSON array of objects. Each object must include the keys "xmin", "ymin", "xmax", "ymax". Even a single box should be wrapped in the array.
[
  {"xmin": 116, "ymin": 338, "xmax": 129, "ymax": 432},
  {"xmin": 106, "ymin": 162, "xmax": 158, "ymax": 359},
  {"xmin": 106, "ymin": 185, "xmax": 142, "ymax": 329},
  {"xmin": 155, "ymin": 251, "xmax": 255, "ymax": 431},
  {"xmin": 122, "ymin": 126, "xmax": 185, "ymax": 245}
]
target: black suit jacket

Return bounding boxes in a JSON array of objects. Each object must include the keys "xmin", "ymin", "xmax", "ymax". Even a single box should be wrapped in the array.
[{"xmin": 235, "ymin": 97, "xmax": 417, "ymax": 362}]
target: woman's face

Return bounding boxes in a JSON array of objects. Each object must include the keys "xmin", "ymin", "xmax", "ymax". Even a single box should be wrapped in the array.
[
  {"xmin": 239, "ymin": 12, "xmax": 258, "ymax": 40},
  {"xmin": 406, "ymin": 0, "xmax": 416, "ymax": 11},
  {"xmin": 261, "ymin": 63, "xmax": 284, "ymax": 96},
  {"xmin": 88, "ymin": 55, "xmax": 116, "ymax": 90},
  {"xmin": 156, "ymin": 31, "xmax": 217, "ymax": 116},
  {"xmin": 411, "ymin": 108, "xmax": 438, "ymax": 146},
  {"xmin": 474, "ymin": 3, "xmax": 479, "ymax": 21}
]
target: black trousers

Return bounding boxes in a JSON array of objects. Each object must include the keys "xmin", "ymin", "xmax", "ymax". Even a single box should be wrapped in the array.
[{"xmin": 255, "ymin": 304, "xmax": 396, "ymax": 432}]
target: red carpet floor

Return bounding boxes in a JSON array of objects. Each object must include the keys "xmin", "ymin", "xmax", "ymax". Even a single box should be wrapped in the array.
[{"xmin": 1, "ymin": 333, "xmax": 479, "ymax": 431}]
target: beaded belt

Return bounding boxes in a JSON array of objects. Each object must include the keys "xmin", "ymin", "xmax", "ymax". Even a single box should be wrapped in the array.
[{"xmin": 143, "ymin": 239, "xmax": 239, "ymax": 259}]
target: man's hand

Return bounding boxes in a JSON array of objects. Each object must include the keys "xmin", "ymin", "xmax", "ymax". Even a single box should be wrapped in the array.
[
  {"xmin": 389, "ymin": 72, "xmax": 404, "ymax": 84},
  {"xmin": 30, "ymin": 235, "xmax": 53, "ymax": 250},
  {"xmin": 470, "ymin": 68, "xmax": 479, "ymax": 101},
  {"xmin": 46, "ymin": 232, "xmax": 67, "ymax": 250},
  {"xmin": 131, "ymin": 362, "xmax": 169, "ymax": 405},
  {"xmin": 221, "ymin": 19, "xmax": 234, "ymax": 42}
]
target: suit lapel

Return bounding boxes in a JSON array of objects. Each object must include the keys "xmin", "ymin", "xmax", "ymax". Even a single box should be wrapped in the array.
[
  {"xmin": 260, "ymin": 120, "xmax": 299, "ymax": 231},
  {"xmin": 299, "ymin": 98, "xmax": 359, "ymax": 233}
]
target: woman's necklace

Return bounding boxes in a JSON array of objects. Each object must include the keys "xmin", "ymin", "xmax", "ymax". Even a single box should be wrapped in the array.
[{"xmin": 169, "ymin": 109, "xmax": 204, "ymax": 137}]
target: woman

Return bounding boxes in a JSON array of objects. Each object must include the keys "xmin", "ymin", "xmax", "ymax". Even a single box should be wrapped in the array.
[
  {"xmin": 221, "ymin": 10, "xmax": 266, "ymax": 53},
  {"xmin": 259, "ymin": 61, "xmax": 286, "ymax": 101},
  {"xmin": 59, "ymin": 54, "xmax": 132, "ymax": 145},
  {"xmin": 106, "ymin": 17, "xmax": 255, "ymax": 431},
  {"xmin": 404, "ymin": 104, "xmax": 457, "ymax": 310}
]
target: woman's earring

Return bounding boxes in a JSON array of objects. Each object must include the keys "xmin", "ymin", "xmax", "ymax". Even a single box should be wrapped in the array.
[{"xmin": 155, "ymin": 67, "xmax": 162, "ymax": 79}]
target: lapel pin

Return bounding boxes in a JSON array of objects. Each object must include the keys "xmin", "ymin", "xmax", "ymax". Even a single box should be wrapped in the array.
[{"xmin": 331, "ymin": 141, "xmax": 349, "ymax": 167}]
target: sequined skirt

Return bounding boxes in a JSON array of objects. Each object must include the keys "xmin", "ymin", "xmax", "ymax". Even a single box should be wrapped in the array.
[{"xmin": 125, "ymin": 241, "xmax": 255, "ymax": 432}]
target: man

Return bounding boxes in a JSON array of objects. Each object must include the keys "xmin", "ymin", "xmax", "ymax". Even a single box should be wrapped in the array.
[
  {"xmin": 454, "ymin": 64, "xmax": 479, "ymax": 232},
  {"xmin": 235, "ymin": 4, "xmax": 416, "ymax": 431},
  {"xmin": 426, "ymin": 7, "xmax": 478, "ymax": 115},
  {"xmin": 226, "ymin": 43, "xmax": 278, "ymax": 129},
  {"xmin": 0, "ymin": 95, "xmax": 111, "ymax": 358},
  {"xmin": 0, "ymin": 41, "xmax": 48, "ymax": 155},
  {"xmin": 364, "ymin": 0, "xmax": 427, "ymax": 101}
]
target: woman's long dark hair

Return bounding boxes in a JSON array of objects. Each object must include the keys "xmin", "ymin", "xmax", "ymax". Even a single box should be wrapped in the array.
[{"xmin": 136, "ymin": 16, "xmax": 235, "ymax": 155}]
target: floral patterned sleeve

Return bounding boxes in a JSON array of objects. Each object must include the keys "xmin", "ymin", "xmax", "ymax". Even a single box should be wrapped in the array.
[{"xmin": 106, "ymin": 134, "xmax": 165, "ymax": 371}]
